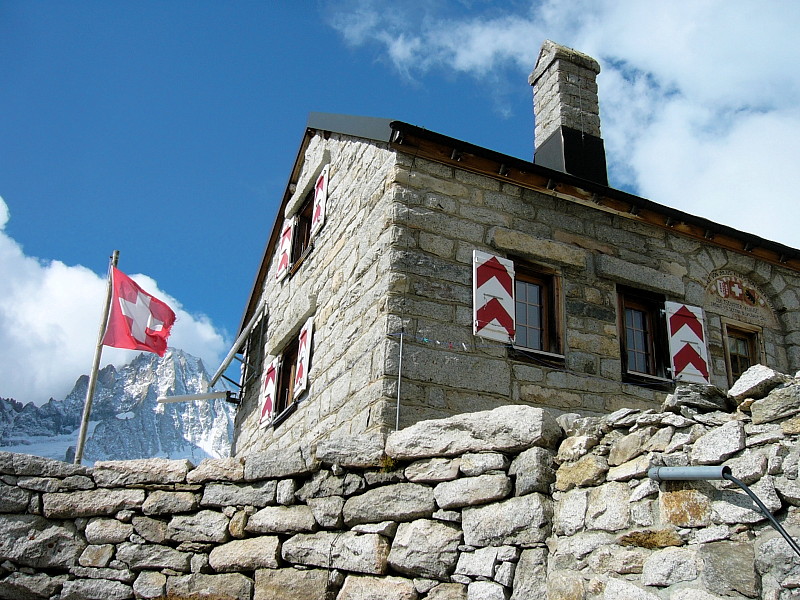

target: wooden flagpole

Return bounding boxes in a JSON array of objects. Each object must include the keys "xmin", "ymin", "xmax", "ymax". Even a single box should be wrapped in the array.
[{"xmin": 74, "ymin": 250, "xmax": 119, "ymax": 465}]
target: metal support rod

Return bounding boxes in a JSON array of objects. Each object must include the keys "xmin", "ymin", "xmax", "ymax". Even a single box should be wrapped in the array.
[
  {"xmin": 210, "ymin": 297, "xmax": 266, "ymax": 387},
  {"xmin": 395, "ymin": 331, "xmax": 404, "ymax": 431},
  {"xmin": 74, "ymin": 250, "xmax": 118, "ymax": 465}
]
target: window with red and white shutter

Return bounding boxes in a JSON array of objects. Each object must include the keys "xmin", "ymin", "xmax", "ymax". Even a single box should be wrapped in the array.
[
  {"xmin": 665, "ymin": 301, "xmax": 711, "ymax": 384},
  {"xmin": 472, "ymin": 250, "xmax": 516, "ymax": 343}
]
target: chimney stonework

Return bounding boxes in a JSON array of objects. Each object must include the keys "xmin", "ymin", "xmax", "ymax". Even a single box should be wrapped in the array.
[{"xmin": 529, "ymin": 40, "xmax": 607, "ymax": 184}]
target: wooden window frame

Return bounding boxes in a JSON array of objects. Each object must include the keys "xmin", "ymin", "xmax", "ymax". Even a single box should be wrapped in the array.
[
  {"xmin": 511, "ymin": 261, "xmax": 563, "ymax": 359},
  {"xmin": 618, "ymin": 286, "xmax": 671, "ymax": 384},
  {"xmin": 289, "ymin": 191, "xmax": 315, "ymax": 276},
  {"xmin": 272, "ymin": 335, "xmax": 299, "ymax": 427},
  {"xmin": 722, "ymin": 319, "xmax": 763, "ymax": 387}
]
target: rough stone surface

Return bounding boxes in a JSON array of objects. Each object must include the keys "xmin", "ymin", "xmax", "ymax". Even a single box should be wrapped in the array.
[
  {"xmin": 343, "ymin": 483, "xmax": 435, "ymax": 525},
  {"xmin": 662, "ymin": 384, "xmax": 730, "ymax": 413},
  {"xmin": 434, "ymin": 474, "xmax": 511, "ymax": 509},
  {"xmin": 462, "ymin": 494, "xmax": 552, "ymax": 546},
  {"xmin": 132, "ymin": 571, "xmax": 166, "ymax": 599},
  {"xmin": 85, "ymin": 518, "xmax": 134, "ymax": 544},
  {"xmin": 509, "ymin": 548, "xmax": 546, "ymax": 600},
  {"xmin": 698, "ymin": 541, "xmax": 758, "ymax": 597},
  {"xmin": 386, "ymin": 405, "xmax": 561, "ymax": 459},
  {"xmin": 405, "ymin": 457, "xmax": 461, "ymax": 482},
  {"xmin": 467, "ymin": 580, "xmax": 507, "ymax": 600},
  {"xmin": 555, "ymin": 454, "xmax": 608, "ymax": 491},
  {"xmin": 0, "ymin": 514, "xmax": 85, "ymax": 568},
  {"xmin": 209, "ymin": 536, "xmax": 280, "ymax": 571},
  {"xmin": 186, "ymin": 457, "xmax": 245, "ymax": 483},
  {"xmin": 282, "ymin": 531, "xmax": 390, "ymax": 575},
  {"xmin": 142, "ymin": 490, "xmax": 198, "ymax": 515},
  {"xmin": 253, "ymin": 567, "xmax": 331, "ymax": 600},
  {"xmin": 316, "ymin": 433, "xmax": 386, "ymax": 468},
  {"xmin": 245, "ymin": 505, "xmax": 316, "ymax": 534},
  {"xmin": 690, "ymin": 420, "xmax": 745, "ymax": 465},
  {"xmin": 43, "ymin": 488, "xmax": 145, "ymax": 518},
  {"xmin": 728, "ymin": 364, "xmax": 791, "ymax": 403},
  {"xmin": 244, "ymin": 447, "xmax": 318, "ymax": 480},
  {"xmin": 509, "ymin": 447, "xmax": 555, "ymax": 495},
  {"xmin": 640, "ymin": 546, "xmax": 699, "ymax": 587},
  {"xmin": 388, "ymin": 519, "xmax": 462, "ymax": 580},
  {"xmin": 167, "ymin": 509, "xmax": 229, "ymax": 543},
  {"xmin": 336, "ymin": 574, "xmax": 418, "ymax": 600},
  {"xmin": 459, "ymin": 453, "xmax": 509, "ymax": 476},
  {"xmin": 751, "ymin": 385, "xmax": 800, "ymax": 424},
  {"xmin": 115, "ymin": 542, "xmax": 192, "ymax": 572},
  {"xmin": 59, "ymin": 578, "xmax": 133, "ymax": 600},
  {"xmin": 166, "ymin": 573, "xmax": 254, "ymax": 600},
  {"xmin": 585, "ymin": 482, "xmax": 630, "ymax": 532},
  {"xmin": 201, "ymin": 480, "xmax": 277, "ymax": 507},
  {"xmin": 92, "ymin": 458, "xmax": 191, "ymax": 487}
]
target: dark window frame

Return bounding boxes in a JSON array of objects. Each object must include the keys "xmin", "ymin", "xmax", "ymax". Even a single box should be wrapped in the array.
[
  {"xmin": 618, "ymin": 286, "xmax": 671, "ymax": 384},
  {"xmin": 289, "ymin": 190, "xmax": 315, "ymax": 277},
  {"xmin": 511, "ymin": 260, "xmax": 563, "ymax": 360},
  {"xmin": 722, "ymin": 320, "xmax": 762, "ymax": 387}
]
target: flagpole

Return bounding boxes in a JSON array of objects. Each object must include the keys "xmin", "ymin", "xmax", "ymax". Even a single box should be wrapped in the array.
[{"xmin": 74, "ymin": 250, "xmax": 119, "ymax": 465}]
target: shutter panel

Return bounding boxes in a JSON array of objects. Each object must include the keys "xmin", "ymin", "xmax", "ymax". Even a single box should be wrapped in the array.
[
  {"xmin": 293, "ymin": 316, "xmax": 313, "ymax": 399},
  {"xmin": 665, "ymin": 301, "xmax": 711, "ymax": 384},
  {"xmin": 310, "ymin": 165, "xmax": 328, "ymax": 237},
  {"xmin": 473, "ymin": 250, "xmax": 516, "ymax": 342},
  {"xmin": 275, "ymin": 217, "xmax": 295, "ymax": 281},
  {"xmin": 258, "ymin": 356, "xmax": 281, "ymax": 427}
]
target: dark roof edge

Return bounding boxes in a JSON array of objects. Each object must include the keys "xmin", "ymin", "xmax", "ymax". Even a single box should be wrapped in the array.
[
  {"xmin": 307, "ymin": 112, "xmax": 395, "ymax": 143},
  {"xmin": 389, "ymin": 120, "xmax": 800, "ymax": 259}
]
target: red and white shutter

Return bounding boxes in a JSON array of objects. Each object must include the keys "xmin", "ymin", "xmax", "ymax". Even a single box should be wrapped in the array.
[
  {"xmin": 310, "ymin": 165, "xmax": 328, "ymax": 238},
  {"xmin": 473, "ymin": 250, "xmax": 516, "ymax": 343},
  {"xmin": 275, "ymin": 217, "xmax": 295, "ymax": 281},
  {"xmin": 665, "ymin": 301, "xmax": 710, "ymax": 384},
  {"xmin": 258, "ymin": 356, "xmax": 281, "ymax": 427},
  {"xmin": 293, "ymin": 316, "xmax": 313, "ymax": 398}
]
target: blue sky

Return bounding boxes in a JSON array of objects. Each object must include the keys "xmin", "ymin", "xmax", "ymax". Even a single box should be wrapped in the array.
[{"xmin": 2, "ymin": 1, "xmax": 800, "ymax": 404}]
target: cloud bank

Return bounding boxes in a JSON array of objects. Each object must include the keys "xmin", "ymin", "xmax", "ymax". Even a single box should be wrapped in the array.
[
  {"xmin": 327, "ymin": 0, "xmax": 800, "ymax": 249},
  {"xmin": 0, "ymin": 196, "xmax": 227, "ymax": 405}
]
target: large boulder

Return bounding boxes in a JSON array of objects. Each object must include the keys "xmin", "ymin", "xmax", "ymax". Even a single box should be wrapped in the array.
[{"xmin": 386, "ymin": 405, "xmax": 561, "ymax": 459}]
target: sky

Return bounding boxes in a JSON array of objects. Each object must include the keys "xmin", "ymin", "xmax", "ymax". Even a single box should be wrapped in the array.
[{"xmin": 2, "ymin": 0, "xmax": 800, "ymax": 405}]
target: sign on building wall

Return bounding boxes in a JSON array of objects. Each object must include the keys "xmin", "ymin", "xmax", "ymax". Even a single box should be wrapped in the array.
[
  {"xmin": 666, "ymin": 301, "xmax": 710, "ymax": 384},
  {"xmin": 705, "ymin": 270, "xmax": 778, "ymax": 327}
]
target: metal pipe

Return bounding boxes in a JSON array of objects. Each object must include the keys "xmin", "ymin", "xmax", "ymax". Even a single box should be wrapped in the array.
[{"xmin": 648, "ymin": 466, "xmax": 730, "ymax": 481}]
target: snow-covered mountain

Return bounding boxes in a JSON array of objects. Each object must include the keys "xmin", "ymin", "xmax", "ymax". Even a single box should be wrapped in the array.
[{"xmin": 0, "ymin": 349, "xmax": 234, "ymax": 464}]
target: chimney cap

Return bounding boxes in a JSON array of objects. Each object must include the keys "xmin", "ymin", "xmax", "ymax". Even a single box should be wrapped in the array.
[{"xmin": 529, "ymin": 39, "xmax": 601, "ymax": 86}]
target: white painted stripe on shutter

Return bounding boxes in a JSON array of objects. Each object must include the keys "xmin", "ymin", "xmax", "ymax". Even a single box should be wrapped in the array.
[
  {"xmin": 665, "ymin": 301, "xmax": 711, "ymax": 384},
  {"xmin": 473, "ymin": 250, "xmax": 516, "ymax": 343},
  {"xmin": 276, "ymin": 217, "xmax": 295, "ymax": 281},
  {"xmin": 310, "ymin": 165, "xmax": 328, "ymax": 237},
  {"xmin": 293, "ymin": 316, "xmax": 314, "ymax": 398},
  {"xmin": 259, "ymin": 356, "xmax": 281, "ymax": 427}
]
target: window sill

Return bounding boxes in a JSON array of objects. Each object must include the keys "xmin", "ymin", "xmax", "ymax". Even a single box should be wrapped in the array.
[
  {"xmin": 509, "ymin": 346, "xmax": 565, "ymax": 367},
  {"xmin": 622, "ymin": 371, "xmax": 675, "ymax": 391},
  {"xmin": 269, "ymin": 402, "xmax": 298, "ymax": 429}
]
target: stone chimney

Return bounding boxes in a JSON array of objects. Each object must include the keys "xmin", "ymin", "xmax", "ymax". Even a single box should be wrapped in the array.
[{"xmin": 529, "ymin": 40, "xmax": 608, "ymax": 185}]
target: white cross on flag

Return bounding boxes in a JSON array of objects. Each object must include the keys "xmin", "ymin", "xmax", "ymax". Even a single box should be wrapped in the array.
[{"xmin": 102, "ymin": 267, "xmax": 176, "ymax": 357}]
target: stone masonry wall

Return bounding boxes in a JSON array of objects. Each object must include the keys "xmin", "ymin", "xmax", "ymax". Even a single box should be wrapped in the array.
[
  {"xmin": 233, "ymin": 132, "xmax": 400, "ymax": 456},
  {"xmin": 385, "ymin": 150, "xmax": 800, "ymax": 424},
  {"xmin": 4, "ymin": 364, "xmax": 800, "ymax": 599}
]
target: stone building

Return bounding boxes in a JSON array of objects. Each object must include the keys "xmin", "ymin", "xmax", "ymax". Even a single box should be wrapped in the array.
[{"xmin": 230, "ymin": 40, "xmax": 800, "ymax": 456}]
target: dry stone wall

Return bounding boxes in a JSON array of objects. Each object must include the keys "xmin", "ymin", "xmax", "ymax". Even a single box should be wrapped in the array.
[{"xmin": 3, "ymin": 365, "xmax": 800, "ymax": 599}]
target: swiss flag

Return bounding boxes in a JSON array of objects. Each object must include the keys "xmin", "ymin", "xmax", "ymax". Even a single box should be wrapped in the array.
[{"xmin": 102, "ymin": 268, "xmax": 176, "ymax": 356}]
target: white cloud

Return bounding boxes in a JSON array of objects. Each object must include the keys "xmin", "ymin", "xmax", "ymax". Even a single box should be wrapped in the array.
[
  {"xmin": 0, "ymin": 196, "xmax": 227, "ymax": 405},
  {"xmin": 327, "ymin": 0, "xmax": 800, "ymax": 249}
]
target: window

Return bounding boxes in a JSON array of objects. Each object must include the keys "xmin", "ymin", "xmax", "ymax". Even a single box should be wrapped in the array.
[
  {"xmin": 618, "ymin": 287, "xmax": 670, "ymax": 380},
  {"xmin": 723, "ymin": 322, "xmax": 761, "ymax": 386},
  {"xmin": 275, "ymin": 165, "xmax": 329, "ymax": 281},
  {"xmin": 290, "ymin": 191, "xmax": 314, "ymax": 273},
  {"xmin": 514, "ymin": 265, "xmax": 561, "ymax": 355},
  {"xmin": 258, "ymin": 316, "xmax": 314, "ymax": 428},
  {"xmin": 472, "ymin": 250, "xmax": 562, "ymax": 357}
]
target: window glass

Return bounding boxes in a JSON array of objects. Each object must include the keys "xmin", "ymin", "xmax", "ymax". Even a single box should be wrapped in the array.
[{"xmin": 513, "ymin": 266, "xmax": 559, "ymax": 355}]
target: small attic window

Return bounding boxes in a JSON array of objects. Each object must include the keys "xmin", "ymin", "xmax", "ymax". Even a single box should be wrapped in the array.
[{"xmin": 290, "ymin": 191, "xmax": 314, "ymax": 274}]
